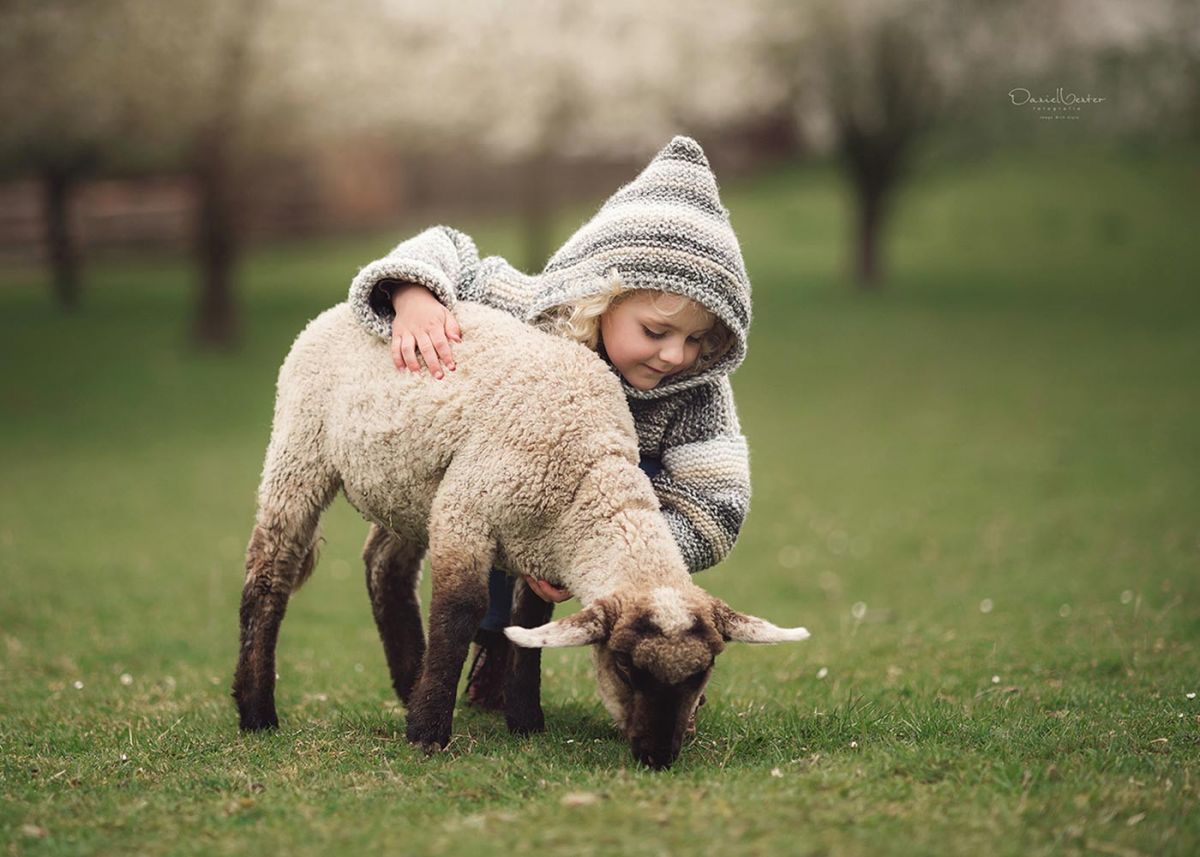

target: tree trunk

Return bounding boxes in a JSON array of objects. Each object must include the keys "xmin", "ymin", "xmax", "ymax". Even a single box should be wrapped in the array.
[
  {"xmin": 839, "ymin": 128, "xmax": 905, "ymax": 292},
  {"xmin": 190, "ymin": 0, "xmax": 264, "ymax": 349},
  {"xmin": 42, "ymin": 167, "xmax": 80, "ymax": 311},
  {"xmin": 825, "ymin": 13, "xmax": 933, "ymax": 292},
  {"xmin": 853, "ymin": 178, "xmax": 888, "ymax": 291},
  {"xmin": 192, "ymin": 128, "xmax": 239, "ymax": 347}
]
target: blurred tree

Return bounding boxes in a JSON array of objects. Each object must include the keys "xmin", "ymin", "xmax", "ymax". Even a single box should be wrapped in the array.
[
  {"xmin": 760, "ymin": 0, "xmax": 1197, "ymax": 291},
  {"xmin": 184, "ymin": 0, "xmax": 266, "ymax": 347},
  {"xmin": 821, "ymin": 5, "xmax": 938, "ymax": 290},
  {"xmin": 401, "ymin": 0, "xmax": 680, "ymax": 271},
  {"xmin": 0, "ymin": 1, "xmax": 129, "ymax": 310},
  {"xmin": 0, "ymin": 0, "xmax": 356, "ymax": 342},
  {"xmin": 121, "ymin": 0, "xmax": 282, "ymax": 347},
  {"xmin": 104, "ymin": 0, "xmax": 391, "ymax": 346},
  {"xmin": 0, "ymin": 0, "xmax": 266, "ymax": 336},
  {"xmin": 760, "ymin": 0, "xmax": 948, "ymax": 291},
  {"xmin": 364, "ymin": 0, "xmax": 781, "ymax": 271}
]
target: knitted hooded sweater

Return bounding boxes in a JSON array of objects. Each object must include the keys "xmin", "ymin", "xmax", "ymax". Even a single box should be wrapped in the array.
[{"xmin": 348, "ymin": 136, "xmax": 751, "ymax": 573}]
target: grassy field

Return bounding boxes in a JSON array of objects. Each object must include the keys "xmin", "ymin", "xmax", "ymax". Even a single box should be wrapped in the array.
[{"xmin": 2, "ymin": 146, "xmax": 1198, "ymax": 856}]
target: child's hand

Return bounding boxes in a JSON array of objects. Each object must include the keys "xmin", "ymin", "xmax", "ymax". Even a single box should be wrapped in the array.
[
  {"xmin": 389, "ymin": 283, "xmax": 462, "ymax": 379},
  {"xmin": 523, "ymin": 576, "xmax": 573, "ymax": 603}
]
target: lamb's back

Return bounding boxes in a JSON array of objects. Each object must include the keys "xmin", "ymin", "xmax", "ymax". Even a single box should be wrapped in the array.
[
  {"xmin": 273, "ymin": 302, "xmax": 640, "ymax": 535},
  {"xmin": 452, "ymin": 303, "xmax": 639, "ymax": 457},
  {"xmin": 448, "ymin": 304, "xmax": 643, "ymax": 534}
]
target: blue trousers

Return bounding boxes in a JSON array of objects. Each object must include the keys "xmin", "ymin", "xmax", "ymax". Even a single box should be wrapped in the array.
[{"xmin": 479, "ymin": 454, "xmax": 662, "ymax": 631}]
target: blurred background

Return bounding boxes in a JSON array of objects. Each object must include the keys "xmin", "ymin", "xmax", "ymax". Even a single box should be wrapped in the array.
[
  {"xmin": 2, "ymin": 0, "xmax": 1196, "ymax": 338},
  {"xmin": 2, "ymin": 1, "xmax": 1199, "ymax": 850}
]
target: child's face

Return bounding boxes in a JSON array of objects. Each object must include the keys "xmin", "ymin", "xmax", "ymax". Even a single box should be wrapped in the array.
[{"xmin": 599, "ymin": 291, "xmax": 714, "ymax": 391}]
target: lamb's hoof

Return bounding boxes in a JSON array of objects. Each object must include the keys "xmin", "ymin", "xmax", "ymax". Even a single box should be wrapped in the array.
[
  {"xmin": 505, "ymin": 707, "xmax": 545, "ymax": 737},
  {"xmin": 239, "ymin": 711, "xmax": 279, "ymax": 732},
  {"xmin": 406, "ymin": 720, "xmax": 450, "ymax": 753}
]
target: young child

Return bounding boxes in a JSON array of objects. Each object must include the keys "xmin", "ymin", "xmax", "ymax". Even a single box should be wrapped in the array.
[{"xmin": 348, "ymin": 135, "xmax": 752, "ymax": 710}]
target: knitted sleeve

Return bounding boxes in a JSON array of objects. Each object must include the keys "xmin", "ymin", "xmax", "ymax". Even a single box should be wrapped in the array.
[
  {"xmin": 347, "ymin": 225, "xmax": 481, "ymax": 341},
  {"xmin": 649, "ymin": 377, "xmax": 751, "ymax": 573}
]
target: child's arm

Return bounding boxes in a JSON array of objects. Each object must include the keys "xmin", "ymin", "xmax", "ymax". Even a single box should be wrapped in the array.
[
  {"xmin": 649, "ymin": 378, "xmax": 751, "ymax": 573},
  {"xmin": 348, "ymin": 225, "xmax": 481, "ymax": 375}
]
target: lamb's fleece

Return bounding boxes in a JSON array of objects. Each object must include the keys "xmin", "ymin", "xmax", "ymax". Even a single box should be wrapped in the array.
[{"xmin": 260, "ymin": 300, "xmax": 688, "ymax": 599}]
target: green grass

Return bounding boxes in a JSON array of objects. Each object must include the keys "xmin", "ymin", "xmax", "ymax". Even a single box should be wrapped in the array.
[{"xmin": 2, "ymin": 145, "xmax": 1198, "ymax": 856}]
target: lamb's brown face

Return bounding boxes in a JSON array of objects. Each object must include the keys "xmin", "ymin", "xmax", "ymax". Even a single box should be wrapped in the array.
[
  {"xmin": 593, "ymin": 592, "xmax": 725, "ymax": 769},
  {"xmin": 504, "ymin": 585, "xmax": 810, "ymax": 771}
]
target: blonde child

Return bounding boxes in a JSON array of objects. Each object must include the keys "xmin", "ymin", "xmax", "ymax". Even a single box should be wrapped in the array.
[{"xmin": 348, "ymin": 136, "xmax": 752, "ymax": 709}]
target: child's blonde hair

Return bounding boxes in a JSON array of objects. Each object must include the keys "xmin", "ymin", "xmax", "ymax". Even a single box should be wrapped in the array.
[{"xmin": 534, "ymin": 269, "xmax": 734, "ymax": 380}]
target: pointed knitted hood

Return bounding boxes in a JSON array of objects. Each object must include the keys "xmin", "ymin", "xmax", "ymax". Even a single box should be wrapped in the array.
[{"xmin": 525, "ymin": 136, "xmax": 752, "ymax": 401}]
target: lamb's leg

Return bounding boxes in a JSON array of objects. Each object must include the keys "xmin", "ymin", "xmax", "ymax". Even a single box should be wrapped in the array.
[
  {"xmin": 233, "ymin": 454, "xmax": 339, "ymax": 732},
  {"xmin": 363, "ymin": 523, "xmax": 426, "ymax": 705},
  {"xmin": 505, "ymin": 579, "xmax": 553, "ymax": 736},
  {"xmin": 404, "ymin": 521, "xmax": 491, "ymax": 753}
]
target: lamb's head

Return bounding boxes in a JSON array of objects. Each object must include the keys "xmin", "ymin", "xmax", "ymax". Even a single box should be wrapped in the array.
[{"xmin": 505, "ymin": 585, "xmax": 809, "ymax": 770}]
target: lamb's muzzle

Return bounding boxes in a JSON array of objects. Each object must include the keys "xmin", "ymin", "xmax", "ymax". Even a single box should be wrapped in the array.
[{"xmin": 231, "ymin": 300, "xmax": 809, "ymax": 770}]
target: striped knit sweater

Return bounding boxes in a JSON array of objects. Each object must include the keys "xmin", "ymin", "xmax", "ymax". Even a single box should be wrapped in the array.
[{"xmin": 348, "ymin": 136, "xmax": 752, "ymax": 573}]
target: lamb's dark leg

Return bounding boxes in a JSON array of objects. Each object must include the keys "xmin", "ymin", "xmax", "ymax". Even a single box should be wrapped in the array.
[
  {"xmin": 232, "ymin": 448, "xmax": 338, "ymax": 732},
  {"xmin": 363, "ymin": 524, "xmax": 426, "ymax": 705},
  {"xmin": 404, "ymin": 533, "xmax": 490, "ymax": 753},
  {"xmin": 233, "ymin": 517, "xmax": 321, "ymax": 731},
  {"xmin": 505, "ymin": 580, "xmax": 553, "ymax": 736}
]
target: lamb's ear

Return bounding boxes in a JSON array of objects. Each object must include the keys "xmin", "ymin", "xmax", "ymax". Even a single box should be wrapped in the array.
[
  {"xmin": 713, "ymin": 600, "xmax": 810, "ymax": 644},
  {"xmin": 504, "ymin": 603, "xmax": 609, "ymax": 649}
]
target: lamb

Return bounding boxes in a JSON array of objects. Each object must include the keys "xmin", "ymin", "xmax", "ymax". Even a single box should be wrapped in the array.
[{"xmin": 232, "ymin": 300, "xmax": 809, "ymax": 769}]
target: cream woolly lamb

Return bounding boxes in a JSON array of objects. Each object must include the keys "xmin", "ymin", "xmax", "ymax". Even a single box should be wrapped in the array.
[{"xmin": 232, "ymin": 301, "xmax": 809, "ymax": 769}]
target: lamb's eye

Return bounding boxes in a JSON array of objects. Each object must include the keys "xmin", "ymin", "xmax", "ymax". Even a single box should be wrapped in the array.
[{"xmin": 612, "ymin": 653, "xmax": 634, "ymax": 683}]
